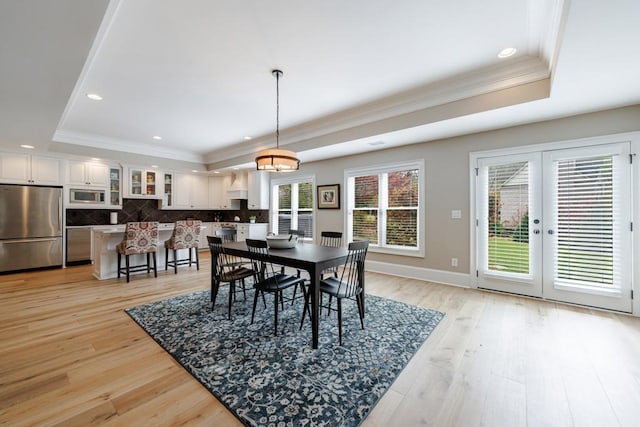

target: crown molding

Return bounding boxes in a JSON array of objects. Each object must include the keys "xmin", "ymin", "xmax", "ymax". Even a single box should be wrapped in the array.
[
  {"xmin": 52, "ymin": 130, "xmax": 205, "ymax": 163},
  {"xmin": 204, "ymin": 56, "xmax": 550, "ymax": 164}
]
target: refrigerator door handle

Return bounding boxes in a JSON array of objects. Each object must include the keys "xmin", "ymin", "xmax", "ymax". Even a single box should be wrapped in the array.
[
  {"xmin": 3, "ymin": 238, "xmax": 59, "ymax": 244},
  {"xmin": 58, "ymin": 194, "xmax": 63, "ymax": 235}
]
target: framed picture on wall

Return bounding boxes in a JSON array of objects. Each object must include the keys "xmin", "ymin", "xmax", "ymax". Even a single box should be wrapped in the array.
[{"xmin": 317, "ymin": 184, "xmax": 340, "ymax": 209}]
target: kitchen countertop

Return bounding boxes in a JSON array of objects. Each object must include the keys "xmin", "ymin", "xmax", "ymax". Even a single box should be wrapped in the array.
[
  {"xmin": 69, "ymin": 222, "xmax": 267, "ymax": 231},
  {"xmin": 93, "ymin": 223, "xmax": 179, "ymax": 234}
]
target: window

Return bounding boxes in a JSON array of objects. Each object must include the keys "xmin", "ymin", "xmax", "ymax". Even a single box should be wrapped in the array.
[
  {"xmin": 271, "ymin": 176, "xmax": 314, "ymax": 239},
  {"xmin": 346, "ymin": 161, "xmax": 424, "ymax": 256}
]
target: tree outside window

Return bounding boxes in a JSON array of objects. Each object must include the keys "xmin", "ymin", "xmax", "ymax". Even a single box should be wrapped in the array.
[{"xmin": 348, "ymin": 162, "xmax": 422, "ymax": 254}]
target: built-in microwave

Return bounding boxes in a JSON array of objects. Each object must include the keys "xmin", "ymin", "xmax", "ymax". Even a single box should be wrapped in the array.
[{"xmin": 69, "ymin": 188, "xmax": 106, "ymax": 204}]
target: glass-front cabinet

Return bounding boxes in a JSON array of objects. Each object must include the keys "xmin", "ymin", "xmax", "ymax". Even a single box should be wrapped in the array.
[
  {"xmin": 163, "ymin": 172, "xmax": 174, "ymax": 207},
  {"xmin": 109, "ymin": 166, "xmax": 121, "ymax": 206},
  {"xmin": 127, "ymin": 167, "xmax": 161, "ymax": 198}
]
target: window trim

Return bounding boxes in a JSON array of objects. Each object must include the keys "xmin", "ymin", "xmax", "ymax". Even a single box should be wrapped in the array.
[
  {"xmin": 271, "ymin": 174, "xmax": 316, "ymax": 240},
  {"xmin": 345, "ymin": 160, "xmax": 425, "ymax": 257}
]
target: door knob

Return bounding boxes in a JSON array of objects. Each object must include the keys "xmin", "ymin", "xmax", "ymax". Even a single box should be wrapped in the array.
[{"xmin": 533, "ymin": 229, "xmax": 540, "ymax": 234}]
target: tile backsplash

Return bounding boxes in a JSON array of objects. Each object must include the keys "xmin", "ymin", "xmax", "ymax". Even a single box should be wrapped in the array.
[{"xmin": 66, "ymin": 198, "xmax": 268, "ymax": 226}]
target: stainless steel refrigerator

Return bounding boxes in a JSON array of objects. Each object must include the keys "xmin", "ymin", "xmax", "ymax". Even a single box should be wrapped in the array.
[{"xmin": 0, "ymin": 184, "xmax": 63, "ymax": 273}]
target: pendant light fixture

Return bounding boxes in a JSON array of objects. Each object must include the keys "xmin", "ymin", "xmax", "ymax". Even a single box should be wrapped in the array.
[{"xmin": 255, "ymin": 69, "xmax": 300, "ymax": 172}]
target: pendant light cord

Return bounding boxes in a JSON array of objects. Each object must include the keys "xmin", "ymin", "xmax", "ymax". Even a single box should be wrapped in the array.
[{"xmin": 275, "ymin": 71, "xmax": 280, "ymax": 149}]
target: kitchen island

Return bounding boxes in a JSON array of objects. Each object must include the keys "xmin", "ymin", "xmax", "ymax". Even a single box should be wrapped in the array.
[
  {"xmin": 92, "ymin": 222, "xmax": 267, "ymax": 280},
  {"xmin": 92, "ymin": 223, "xmax": 198, "ymax": 280}
]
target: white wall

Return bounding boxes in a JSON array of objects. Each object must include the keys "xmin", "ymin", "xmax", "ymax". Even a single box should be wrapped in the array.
[{"xmin": 286, "ymin": 105, "xmax": 640, "ymax": 280}]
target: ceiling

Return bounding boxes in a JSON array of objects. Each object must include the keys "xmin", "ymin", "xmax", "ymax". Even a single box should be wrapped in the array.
[{"xmin": 2, "ymin": 0, "xmax": 640, "ymax": 171}]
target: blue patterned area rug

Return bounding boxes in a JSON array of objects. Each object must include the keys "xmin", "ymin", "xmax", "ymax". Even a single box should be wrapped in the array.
[{"xmin": 126, "ymin": 287, "xmax": 444, "ymax": 426}]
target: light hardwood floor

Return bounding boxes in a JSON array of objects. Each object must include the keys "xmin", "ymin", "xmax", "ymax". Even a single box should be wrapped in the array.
[{"xmin": 1, "ymin": 253, "xmax": 639, "ymax": 426}]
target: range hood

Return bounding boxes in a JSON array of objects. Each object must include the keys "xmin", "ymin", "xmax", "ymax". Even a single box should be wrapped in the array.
[{"xmin": 227, "ymin": 172, "xmax": 248, "ymax": 199}]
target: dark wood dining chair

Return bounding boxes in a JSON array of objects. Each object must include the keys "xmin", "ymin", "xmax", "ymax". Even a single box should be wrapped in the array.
[
  {"xmin": 208, "ymin": 236, "xmax": 254, "ymax": 319},
  {"xmin": 300, "ymin": 240, "xmax": 369, "ymax": 345},
  {"xmin": 215, "ymin": 228, "xmax": 250, "ymax": 270},
  {"xmin": 245, "ymin": 239, "xmax": 306, "ymax": 336},
  {"xmin": 320, "ymin": 231, "xmax": 343, "ymax": 279}
]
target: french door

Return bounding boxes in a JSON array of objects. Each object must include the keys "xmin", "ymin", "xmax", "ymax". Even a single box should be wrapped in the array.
[{"xmin": 476, "ymin": 142, "xmax": 632, "ymax": 312}]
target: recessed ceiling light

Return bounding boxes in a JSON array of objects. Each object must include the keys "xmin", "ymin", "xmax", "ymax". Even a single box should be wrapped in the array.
[
  {"xmin": 91, "ymin": 157, "xmax": 100, "ymax": 161},
  {"xmin": 191, "ymin": 170, "xmax": 198, "ymax": 173},
  {"xmin": 213, "ymin": 171, "xmax": 220, "ymax": 174},
  {"xmin": 152, "ymin": 135, "xmax": 162, "ymax": 140},
  {"xmin": 20, "ymin": 144, "xmax": 35, "ymax": 149},
  {"xmin": 244, "ymin": 136, "xmax": 252, "ymax": 140},
  {"xmin": 87, "ymin": 93, "xmax": 103, "ymax": 101},
  {"xmin": 232, "ymin": 168, "xmax": 239, "ymax": 170},
  {"xmin": 497, "ymin": 47, "xmax": 517, "ymax": 58},
  {"xmin": 151, "ymin": 165, "xmax": 158, "ymax": 168}
]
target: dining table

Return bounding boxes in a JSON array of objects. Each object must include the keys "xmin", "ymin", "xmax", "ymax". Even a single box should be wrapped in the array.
[{"xmin": 221, "ymin": 240, "xmax": 352, "ymax": 349}]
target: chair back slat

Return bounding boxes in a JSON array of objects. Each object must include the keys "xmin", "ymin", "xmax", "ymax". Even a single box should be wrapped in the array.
[
  {"xmin": 320, "ymin": 231, "xmax": 342, "ymax": 248},
  {"xmin": 245, "ymin": 239, "xmax": 270, "ymax": 282},
  {"xmin": 336, "ymin": 240, "xmax": 369, "ymax": 297},
  {"xmin": 215, "ymin": 228, "xmax": 237, "ymax": 243},
  {"xmin": 207, "ymin": 236, "xmax": 228, "ymax": 279}
]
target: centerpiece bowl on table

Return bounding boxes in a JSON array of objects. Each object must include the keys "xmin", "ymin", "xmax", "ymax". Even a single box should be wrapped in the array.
[{"xmin": 265, "ymin": 234, "xmax": 298, "ymax": 249}]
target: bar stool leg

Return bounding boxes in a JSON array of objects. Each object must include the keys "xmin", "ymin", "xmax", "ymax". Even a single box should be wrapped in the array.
[
  {"xmin": 195, "ymin": 248, "xmax": 200, "ymax": 270},
  {"xmin": 173, "ymin": 249, "xmax": 178, "ymax": 274},
  {"xmin": 125, "ymin": 255, "xmax": 130, "ymax": 283},
  {"xmin": 117, "ymin": 252, "xmax": 121, "ymax": 278},
  {"xmin": 165, "ymin": 247, "xmax": 169, "ymax": 270},
  {"xmin": 152, "ymin": 252, "xmax": 157, "ymax": 277}
]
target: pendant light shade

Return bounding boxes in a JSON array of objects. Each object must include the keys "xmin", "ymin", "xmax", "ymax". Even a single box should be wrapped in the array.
[{"xmin": 256, "ymin": 69, "xmax": 300, "ymax": 172}]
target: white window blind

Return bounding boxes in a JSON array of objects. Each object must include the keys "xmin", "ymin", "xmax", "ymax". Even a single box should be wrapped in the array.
[
  {"xmin": 486, "ymin": 161, "xmax": 530, "ymax": 274},
  {"xmin": 555, "ymin": 155, "xmax": 616, "ymax": 287},
  {"xmin": 272, "ymin": 178, "xmax": 314, "ymax": 238}
]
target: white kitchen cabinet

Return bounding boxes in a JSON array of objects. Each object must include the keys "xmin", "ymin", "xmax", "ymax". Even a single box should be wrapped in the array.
[
  {"xmin": 191, "ymin": 175, "xmax": 209, "ymax": 208},
  {"xmin": 208, "ymin": 175, "xmax": 240, "ymax": 210},
  {"xmin": 247, "ymin": 170, "xmax": 270, "ymax": 209},
  {"xmin": 126, "ymin": 167, "xmax": 161, "ymax": 198},
  {"xmin": 236, "ymin": 223, "xmax": 268, "ymax": 242},
  {"xmin": 173, "ymin": 173, "xmax": 191, "ymax": 208},
  {"xmin": 162, "ymin": 172, "xmax": 209, "ymax": 209},
  {"xmin": 67, "ymin": 160, "xmax": 108, "ymax": 187},
  {"xmin": 0, "ymin": 153, "xmax": 61, "ymax": 185}
]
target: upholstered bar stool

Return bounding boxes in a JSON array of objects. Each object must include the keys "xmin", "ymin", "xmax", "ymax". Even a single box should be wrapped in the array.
[
  {"xmin": 165, "ymin": 220, "xmax": 202, "ymax": 274},
  {"xmin": 117, "ymin": 221, "xmax": 159, "ymax": 282}
]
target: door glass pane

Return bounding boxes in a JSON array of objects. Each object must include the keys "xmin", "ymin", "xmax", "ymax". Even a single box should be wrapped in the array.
[
  {"xmin": 555, "ymin": 156, "xmax": 614, "ymax": 287},
  {"xmin": 487, "ymin": 161, "xmax": 530, "ymax": 274}
]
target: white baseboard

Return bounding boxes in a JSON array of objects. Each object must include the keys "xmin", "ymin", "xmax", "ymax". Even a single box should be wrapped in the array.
[{"xmin": 365, "ymin": 260, "xmax": 471, "ymax": 288}]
